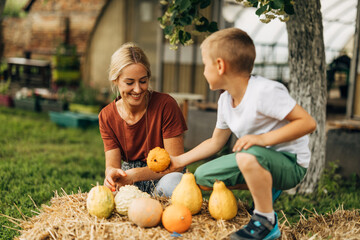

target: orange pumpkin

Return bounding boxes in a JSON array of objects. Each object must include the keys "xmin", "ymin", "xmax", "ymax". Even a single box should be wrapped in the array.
[
  {"xmin": 128, "ymin": 198, "xmax": 163, "ymax": 228},
  {"xmin": 147, "ymin": 147, "xmax": 170, "ymax": 172},
  {"xmin": 162, "ymin": 204, "xmax": 192, "ymax": 233}
]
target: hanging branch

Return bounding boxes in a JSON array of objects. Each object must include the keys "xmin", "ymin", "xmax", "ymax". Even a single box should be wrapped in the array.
[{"xmin": 158, "ymin": 0, "xmax": 295, "ymax": 49}]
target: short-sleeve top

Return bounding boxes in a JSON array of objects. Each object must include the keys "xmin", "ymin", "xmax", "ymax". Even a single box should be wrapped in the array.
[
  {"xmin": 216, "ymin": 75, "xmax": 311, "ymax": 168},
  {"xmin": 99, "ymin": 91, "xmax": 187, "ymax": 162}
]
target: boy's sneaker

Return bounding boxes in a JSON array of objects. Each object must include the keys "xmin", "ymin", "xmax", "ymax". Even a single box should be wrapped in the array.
[
  {"xmin": 248, "ymin": 188, "xmax": 282, "ymax": 215},
  {"xmin": 230, "ymin": 212, "xmax": 281, "ymax": 240}
]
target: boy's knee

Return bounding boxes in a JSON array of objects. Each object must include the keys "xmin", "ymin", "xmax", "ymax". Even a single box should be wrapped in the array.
[
  {"xmin": 236, "ymin": 152, "xmax": 258, "ymax": 171},
  {"xmin": 194, "ymin": 165, "xmax": 213, "ymax": 188}
]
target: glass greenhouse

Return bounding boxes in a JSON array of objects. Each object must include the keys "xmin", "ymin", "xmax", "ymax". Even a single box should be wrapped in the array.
[{"xmin": 223, "ymin": 0, "xmax": 357, "ymax": 83}]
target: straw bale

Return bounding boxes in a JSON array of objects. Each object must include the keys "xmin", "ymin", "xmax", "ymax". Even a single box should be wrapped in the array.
[
  {"xmin": 281, "ymin": 207, "xmax": 360, "ymax": 240},
  {"xmin": 13, "ymin": 190, "xmax": 251, "ymax": 240},
  {"xmin": 6, "ymin": 190, "xmax": 360, "ymax": 240}
]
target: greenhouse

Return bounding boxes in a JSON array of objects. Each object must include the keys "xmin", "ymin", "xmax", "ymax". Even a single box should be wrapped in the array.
[{"xmin": 223, "ymin": 0, "xmax": 357, "ymax": 83}]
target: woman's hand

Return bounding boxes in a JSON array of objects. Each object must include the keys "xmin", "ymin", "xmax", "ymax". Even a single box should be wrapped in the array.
[
  {"xmin": 104, "ymin": 168, "xmax": 128, "ymax": 191},
  {"xmin": 232, "ymin": 134, "xmax": 265, "ymax": 152}
]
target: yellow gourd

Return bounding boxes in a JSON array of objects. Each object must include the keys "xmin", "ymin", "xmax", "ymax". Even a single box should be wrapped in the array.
[
  {"xmin": 171, "ymin": 172, "xmax": 202, "ymax": 215},
  {"xmin": 208, "ymin": 180, "xmax": 238, "ymax": 220},
  {"xmin": 86, "ymin": 185, "xmax": 115, "ymax": 219}
]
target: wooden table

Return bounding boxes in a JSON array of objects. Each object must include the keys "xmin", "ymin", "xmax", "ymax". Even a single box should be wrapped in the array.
[{"xmin": 169, "ymin": 92, "xmax": 204, "ymax": 122}]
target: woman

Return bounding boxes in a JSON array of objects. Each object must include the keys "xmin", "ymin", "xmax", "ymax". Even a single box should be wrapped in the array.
[{"xmin": 99, "ymin": 42, "xmax": 187, "ymax": 196}]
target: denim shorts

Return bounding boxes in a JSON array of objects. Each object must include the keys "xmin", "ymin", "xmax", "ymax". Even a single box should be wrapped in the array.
[{"xmin": 194, "ymin": 146, "xmax": 307, "ymax": 190}]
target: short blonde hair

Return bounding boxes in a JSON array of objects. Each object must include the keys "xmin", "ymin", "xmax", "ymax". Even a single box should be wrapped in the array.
[
  {"xmin": 201, "ymin": 28, "xmax": 256, "ymax": 74},
  {"xmin": 108, "ymin": 42, "xmax": 151, "ymax": 82}
]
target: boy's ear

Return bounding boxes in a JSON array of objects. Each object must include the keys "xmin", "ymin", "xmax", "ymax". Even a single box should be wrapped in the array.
[{"xmin": 216, "ymin": 58, "xmax": 225, "ymax": 75}]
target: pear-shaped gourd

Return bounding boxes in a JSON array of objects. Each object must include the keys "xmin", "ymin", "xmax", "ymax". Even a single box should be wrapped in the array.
[
  {"xmin": 86, "ymin": 185, "xmax": 115, "ymax": 219},
  {"xmin": 171, "ymin": 172, "xmax": 202, "ymax": 215},
  {"xmin": 208, "ymin": 180, "xmax": 238, "ymax": 220}
]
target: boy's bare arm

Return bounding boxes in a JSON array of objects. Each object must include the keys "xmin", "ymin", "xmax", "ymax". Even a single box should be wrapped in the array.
[
  {"xmin": 233, "ymin": 104, "xmax": 317, "ymax": 152},
  {"xmin": 166, "ymin": 128, "xmax": 232, "ymax": 171}
]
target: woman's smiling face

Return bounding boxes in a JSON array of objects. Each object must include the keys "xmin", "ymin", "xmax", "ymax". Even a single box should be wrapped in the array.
[{"xmin": 117, "ymin": 63, "xmax": 149, "ymax": 107}]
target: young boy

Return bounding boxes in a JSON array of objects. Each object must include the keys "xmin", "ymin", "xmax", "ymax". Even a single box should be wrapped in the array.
[{"xmin": 166, "ymin": 28, "xmax": 316, "ymax": 240}]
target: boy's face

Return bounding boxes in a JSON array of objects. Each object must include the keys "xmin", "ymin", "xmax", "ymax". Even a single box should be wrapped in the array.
[{"xmin": 201, "ymin": 48, "xmax": 221, "ymax": 90}]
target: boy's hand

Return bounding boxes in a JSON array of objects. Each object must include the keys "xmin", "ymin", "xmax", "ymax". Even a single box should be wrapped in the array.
[
  {"xmin": 161, "ymin": 155, "xmax": 184, "ymax": 174},
  {"xmin": 232, "ymin": 134, "xmax": 265, "ymax": 152}
]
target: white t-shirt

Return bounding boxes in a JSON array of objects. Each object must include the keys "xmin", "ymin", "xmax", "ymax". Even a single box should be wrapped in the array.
[{"xmin": 216, "ymin": 75, "xmax": 311, "ymax": 168}]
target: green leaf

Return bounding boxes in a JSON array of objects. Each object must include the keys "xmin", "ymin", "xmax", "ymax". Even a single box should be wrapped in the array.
[
  {"xmin": 200, "ymin": 0, "xmax": 211, "ymax": 9},
  {"xmin": 195, "ymin": 19, "xmax": 209, "ymax": 32},
  {"xmin": 164, "ymin": 25, "xmax": 174, "ymax": 35},
  {"xmin": 284, "ymin": 3, "xmax": 294, "ymax": 15},
  {"xmin": 255, "ymin": 4, "xmax": 268, "ymax": 16},
  {"xmin": 170, "ymin": 10, "xmax": 178, "ymax": 22},
  {"xmin": 178, "ymin": 0, "xmax": 191, "ymax": 12},
  {"xmin": 184, "ymin": 31, "xmax": 191, "ymax": 42},
  {"xmin": 179, "ymin": 16, "xmax": 193, "ymax": 26},
  {"xmin": 270, "ymin": 0, "xmax": 283, "ymax": 9},
  {"xmin": 179, "ymin": 30, "xmax": 191, "ymax": 44},
  {"xmin": 208, "ymin": 21, "xmax": 218, "ymax": 33},
  {"xmin": 178, "ymin": 30, "xmax": 185, "ymax": 44},
  {"xmin": 249, "ymin": 0, "xmax": 258, "ymax": 7},
  {"xmin": 188, "ymin": 6, "xmax": 197, "ymax": 17}
]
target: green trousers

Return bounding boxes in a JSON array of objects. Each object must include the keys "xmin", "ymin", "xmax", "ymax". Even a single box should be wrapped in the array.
[{"xmin": 194, "ymin": 146, "xmax": 307, "ymax": 190}]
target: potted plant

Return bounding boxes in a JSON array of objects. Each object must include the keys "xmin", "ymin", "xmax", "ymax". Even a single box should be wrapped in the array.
[
  {"xmin": 0, "ymin": 79, "xmax": 14, "ymax": 107},
  {"xmin": 68, "ymin": 84, "xmax": 102, "ymax": 114}
]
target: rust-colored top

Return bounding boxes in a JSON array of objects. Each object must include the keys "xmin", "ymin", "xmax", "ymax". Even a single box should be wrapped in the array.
[{"xmin": 99, "ymin": 92, "xmax": 187, "ymax": 162}]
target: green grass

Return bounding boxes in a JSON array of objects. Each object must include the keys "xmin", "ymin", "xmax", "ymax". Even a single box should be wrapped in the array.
[
  {"xmin": 0, "ymin": 106, "xmax": 359, "ymax": 239},
  {"xmin": 0, "ymin": 107, "xmax": 105, "ymax": 239}
]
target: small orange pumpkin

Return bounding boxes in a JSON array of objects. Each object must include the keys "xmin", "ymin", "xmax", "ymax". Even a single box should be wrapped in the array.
[
  {"xmin": 162, "ymin": 204, "xmax": 192, "ymax": 233},
  {"xmin": 128, "ymin": 198, "xmax": 163, "ymax": 228},
  {"xmin": 147, "ymin": 147, "xmax": 170, "ymax": 172}
]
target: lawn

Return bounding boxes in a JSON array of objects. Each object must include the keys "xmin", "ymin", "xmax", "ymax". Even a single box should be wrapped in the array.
[
  {"xmin": 0, "ymin": 106, "xmax": 359, "ymax": 239},
  {"xmin": 0, "ymin": 107, "xmax": 105, "ymax": 239}
]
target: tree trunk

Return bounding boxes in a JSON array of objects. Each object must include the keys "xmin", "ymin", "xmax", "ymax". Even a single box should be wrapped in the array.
[{"xmin": 286, "ymin": 0, "xmax": 327, "ymax": 194}]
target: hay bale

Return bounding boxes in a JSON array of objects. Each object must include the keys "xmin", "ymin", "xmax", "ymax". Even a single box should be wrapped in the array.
[
  {"xmin": 6, "ymin": 190, "xmax": 360, "ymax": 240},
  {"xmin": 283, "ymin": 207, "xmax": 360, "ymax": 240},
  {"xmin": 14, "ymin": 190, "xmax": 251, "ymax": 240}
]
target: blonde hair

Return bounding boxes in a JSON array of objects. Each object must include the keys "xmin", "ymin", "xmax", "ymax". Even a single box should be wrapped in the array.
[
  {"xmin": 108, "ymin": 42, "xmax": 151, "ymax": 83},
  {"xmin": 201, "ymin": 28, "xmax": 256, "ymax": 74}
]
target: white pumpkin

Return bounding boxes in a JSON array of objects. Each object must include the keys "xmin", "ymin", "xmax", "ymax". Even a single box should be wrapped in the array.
[
  {"xmin": 114, "ymin": 185, "xmax": 150, "ymax": 215},
  {"xmin": 86, "ymin": 185, "xmax": 115, "ymax": 219}
]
